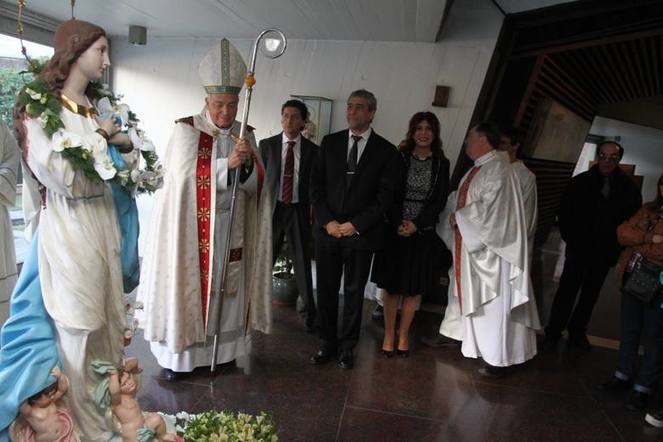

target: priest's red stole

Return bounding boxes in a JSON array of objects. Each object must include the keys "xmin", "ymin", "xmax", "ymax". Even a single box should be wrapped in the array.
[
  {"xmin": 196, "ymin": 132, "xmax": 214, "ymax": 324},
  {"xmin": 454, "ymin": 166, "xmax": 482, "ymax": 314}
]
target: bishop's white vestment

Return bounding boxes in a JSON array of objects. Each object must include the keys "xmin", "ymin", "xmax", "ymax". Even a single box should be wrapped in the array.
[
  {"xmin": 137, "ymin": 111, "xmax": 272, "ymax": 372},
  {"xmin": 439, "ymin": 150, "xmax": 540, "ymax": 367},
  {"xmin": 0, "ymin": 122, "xmax": 19, "ymax": 328}
]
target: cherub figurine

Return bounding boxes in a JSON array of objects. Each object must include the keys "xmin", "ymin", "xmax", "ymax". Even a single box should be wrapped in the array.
[
  {"xmin": 109, "ymin": 358, "xmax": 176, "ymax": 442},
  {"xmin": 11, "ymin": 367, "xmax": 78, "ymax": 441}
]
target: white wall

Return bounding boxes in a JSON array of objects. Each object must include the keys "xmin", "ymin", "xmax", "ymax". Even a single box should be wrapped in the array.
[
  {"xmin": 108, "ymin": 0, "xmax": 503, "ymax": 251},
  {"xmin": 590, "ymin": 116, "xmax": 663, "ymax": 202}
]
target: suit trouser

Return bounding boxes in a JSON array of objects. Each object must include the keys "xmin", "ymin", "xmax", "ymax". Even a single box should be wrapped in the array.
[
  {"xmin": 615, "ymin": 292, "xmax": 663, "ymax": 393},
  {"xmin": 545, "ymin": 252, "xmax": 611, "ymax": 338},
  {"xmin": 272, "ymin": 202, "xmax": 315, "ymax": 325},
  {"xmin": 315, "ymin": 234, "xmax": 373, "ymax": 352}
]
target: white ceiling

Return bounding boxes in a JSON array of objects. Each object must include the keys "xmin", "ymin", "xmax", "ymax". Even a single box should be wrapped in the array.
[
  {"xmin": 11, "ymin": 0, "xmax": 449, "ymax": 42},
  {"xmin": 495, "ymin": 0, "xmax": 579, "ymax": 14},
  {"xmin": 3, "ymin": 0, "xmax": 581, "ymax": 43}
]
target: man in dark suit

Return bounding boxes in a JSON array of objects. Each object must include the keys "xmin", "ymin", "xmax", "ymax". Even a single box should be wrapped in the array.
[
  {"xmin": 259, "ymin": 100, "xmax": 318, "ymax": 332},
  {"xmin": 309, "ymin": 89, "xmax": 399, "ymax": 369}
]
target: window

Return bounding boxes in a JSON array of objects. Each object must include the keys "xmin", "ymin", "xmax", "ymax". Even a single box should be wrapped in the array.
[{"xmin": 0, "ymin": 34, "xmax": 53, "ymax": 262}]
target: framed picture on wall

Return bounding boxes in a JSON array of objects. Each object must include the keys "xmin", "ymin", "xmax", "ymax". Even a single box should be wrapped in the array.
[
  {"xmin": 523, "ymin": 97, "xmax": 592, "ymax": 163},
  {"xmin": 290, "ymin": 95, "xmax": 333, "ymax": 145}
]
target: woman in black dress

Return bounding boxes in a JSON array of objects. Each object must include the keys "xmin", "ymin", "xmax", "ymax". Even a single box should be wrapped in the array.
[{"xmin": 373, "ymin": 112, "xmax": 449, "ymax": 356}]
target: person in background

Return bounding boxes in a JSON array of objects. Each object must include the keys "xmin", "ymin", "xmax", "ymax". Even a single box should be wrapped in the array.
[
  {"xmin": 309, "ymin": 89, "xmax": 399, "ymax": 370},
  {"xmin": 542, "ymin": 141, "xmax": 641, "ymax": 351},
  {"xmin": 601, "ymin": 173, "xmax": 663, "ymax": 413},
  {"xmin": 371, "ymin": 112, "xmax": 449, "ymax": 357},
  {"xmin": 259, "ymin": 100, "xmax": 318, "ymax": 332}
]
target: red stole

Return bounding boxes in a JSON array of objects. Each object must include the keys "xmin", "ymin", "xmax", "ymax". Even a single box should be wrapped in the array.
[
  {"xmin": 194, "ymin": 129, "xmax": 266, "ymax": 325},
  {"xmin": 454, "ymin": 166, "xmax": 482, "ymax": 314},
  {"xmin": 196, "ymin": 132, "xmax": 214, "ymax": 324}
]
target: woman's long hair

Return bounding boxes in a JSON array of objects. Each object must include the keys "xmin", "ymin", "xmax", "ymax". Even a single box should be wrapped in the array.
[
  {"xmin": 14, "ymin": 21, "xmax": 105, "ymax": 153},
  {"xmin": 41, "ymin": 25, "xmax": 106, "ymax": 97},
  {"xmin": 645, "ymin": 174, "xmax": 663, "ymax": 211},
  {"xmin": 401, "ymin": 111, "xmax": 445, "ymax": 158}
]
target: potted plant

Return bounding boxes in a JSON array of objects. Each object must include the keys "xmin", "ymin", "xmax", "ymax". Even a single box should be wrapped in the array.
[{"xmin": 272, "ymin": 238, "xmax": 298, "ymax": 305}]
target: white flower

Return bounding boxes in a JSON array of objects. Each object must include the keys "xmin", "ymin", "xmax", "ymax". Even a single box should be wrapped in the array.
[
  {"xmin": 116, "ymin": 104, "xmax": 130, "ymax": 126},
  {"xmin": 25, "ymin": 88, "xmax": 41, "ymax": 100},
  {"xmin": 52, "ymin": 130, "xmax": 83, "ymax": 152},
  {"xmin": 37, "ymin": 112, "xmax": 49, "ymax": 128},
  {"xmin": 141, "ymin": 138, "xmax": 156, "ymax": 152},
  {"xmin": 116, "ymin": 169, "xmax": 130, "ymax": 185},
  {"xmin": 130, "ymin": 169, "xmax": 141, "ymax": 184},
  {"xmin": 128, "ymin": 127, "xmax": 142, "ymax": 148},
  {"xmin": 94, "ymin": 156, "xmax": 117, "ymax": 181}
]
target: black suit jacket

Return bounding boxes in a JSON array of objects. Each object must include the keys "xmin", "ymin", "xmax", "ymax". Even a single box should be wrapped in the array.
[
  {"xmin": 310, "ymin": 129, "xmax": 399, "ymax": 251},
  {"xmin": 259, "ymin": 133, "xmax": 318, "ymax": 213}
]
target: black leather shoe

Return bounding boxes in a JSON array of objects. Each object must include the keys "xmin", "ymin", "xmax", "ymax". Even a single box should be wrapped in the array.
[
  {"xmin": 626, "ymin": 391, "xmax": 650, "ymax": 411},
  {"xmin": 338, "ymin": 351, "xmax": 354, "ymax": 369},
  {"xmin": 161, "ymin": 368, "xmax": 180, "ymax": 382},
  {"xmin": 600, "ymin": 376, "xmax": 631, "ymax": 392},
  {"xmin": 396, "ymin": 349, "xmax": 409, "ymax": 358},
  {"xmin": 310, "ymin": 348, "xmax": 335, "ymax": 365},
  {"xmin": 567, "ymin": 334, "xmax": 592, "ymax": 351}
]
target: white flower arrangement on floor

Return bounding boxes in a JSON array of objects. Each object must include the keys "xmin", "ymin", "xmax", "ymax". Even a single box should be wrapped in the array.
[{"xmin": 173, "ymin": 410, "xmax": 278, "ymax": 442}]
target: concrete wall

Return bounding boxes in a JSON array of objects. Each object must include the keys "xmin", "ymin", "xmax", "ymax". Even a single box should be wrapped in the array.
[{"xmin": 108, "ymin": 0, "xmax": 503, "ymax": 252}]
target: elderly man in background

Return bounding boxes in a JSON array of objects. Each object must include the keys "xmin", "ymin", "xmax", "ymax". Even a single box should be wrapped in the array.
[{"xmin": 542, "ymin": 141, "xmax": 641, "ymax": 351}]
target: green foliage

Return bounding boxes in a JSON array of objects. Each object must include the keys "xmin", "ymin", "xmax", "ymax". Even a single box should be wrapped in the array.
[
  {"xmin": 183, "ymin": 411, "xmax": 278, "ymax": 442},
  {"xmin": 0, "ymin": 66, "xmax": 33, "ymax": 128}
]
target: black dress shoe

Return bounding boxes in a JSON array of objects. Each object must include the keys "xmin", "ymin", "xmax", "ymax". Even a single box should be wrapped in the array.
[
  {"xmin": 600, "ymin": 376, "xmax": 631, "ymax": 392},
  {"xmin": 310, "ymin": 348, "xmax": 335, "ymax": 365},
  {"xmin": 567, "ymin": 334, "xmax": 592, "ymax": 351},
  {"xmin": 161, "ymin": 368, "xmax": 180, "ymax": 382},
  {"xmin": 626, "ymin": 391, "xmax": 650, "ymax": 411},
  {"xmin": 396, "ymin": 349, "xmax": 409, "ymax": 358},
  {"xmin": 338, "ymin": 351, "xmax": 354, "ymax": 369},
  {"xmin": 381, "ymin": 349, "xmax": 395, "ymax": 358}
]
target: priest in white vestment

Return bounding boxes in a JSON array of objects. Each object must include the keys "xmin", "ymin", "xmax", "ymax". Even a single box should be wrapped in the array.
[
  {"xmin": 439, "ymin": 122, "xmax": 540, "ymax": 375},
  {"xmin": 137, "ymin": 39, "xmax": 272, "ymax": 380},
  {"xmin": 498, "ymin": 127, "xmax": 538, "ymax": 258},
  {"xmin": 0, "ymin": 122, "xmax": 19, "ymax": 328}
]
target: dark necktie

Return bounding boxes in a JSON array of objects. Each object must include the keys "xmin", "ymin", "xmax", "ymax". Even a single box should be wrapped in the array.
[
  {"xmin": 281, "ymin": 140, "xmax": 295, "ymax": 204},
  {"xmin": 346, "ymin": 135, "xmax": 361, "ymax": 189}
]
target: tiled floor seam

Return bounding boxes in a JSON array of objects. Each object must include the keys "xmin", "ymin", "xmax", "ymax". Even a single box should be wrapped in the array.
[
  {"xmin": 343, "ymin": 404, "xmax": 453, "ymax": 424},
  {"xmin": 335, "ymin": 368, "xmax": 356, "ymax": 442}
]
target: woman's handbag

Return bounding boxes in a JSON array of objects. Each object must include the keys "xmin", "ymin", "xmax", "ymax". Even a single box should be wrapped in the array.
[{"xmin": 622, "ymin": 253, "xmax": 662, "ymax": 303}]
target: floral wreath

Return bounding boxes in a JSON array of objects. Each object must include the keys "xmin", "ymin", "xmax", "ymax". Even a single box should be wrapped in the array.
[{"xmin": 17, "ymin": 63, "xmax": 163, "ymax": 194}]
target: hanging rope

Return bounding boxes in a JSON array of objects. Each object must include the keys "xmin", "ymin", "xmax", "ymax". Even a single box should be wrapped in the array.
[{"xmin": 16, "ymin": 0, "xmax": 34, "ymax": 67}]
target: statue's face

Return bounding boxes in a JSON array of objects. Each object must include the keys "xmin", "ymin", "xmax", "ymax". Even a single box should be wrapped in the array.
[
  {"xmin": 73, "ymin": 36, "xmax": 110, "ymax": 82},
  {"xmin": 206, "ymin": 93, "xmax": 239, "ymax": 129}
]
